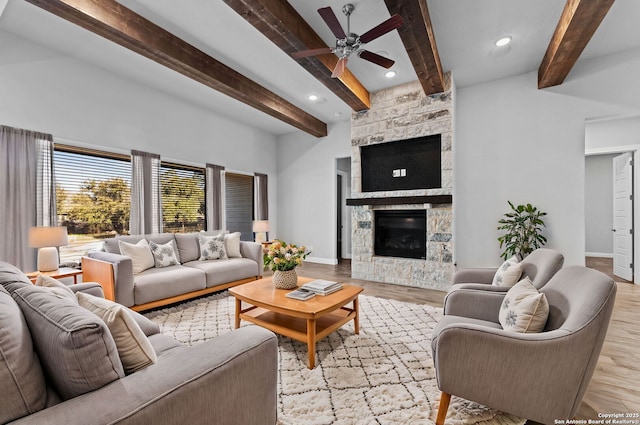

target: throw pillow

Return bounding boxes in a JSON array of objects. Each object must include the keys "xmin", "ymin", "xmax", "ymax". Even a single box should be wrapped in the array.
[
  {"xmin": 77, "ymin": 292, "xmax": 157, "ymax": 374},
  {"xmin": 198, "ymin": 233, "xmax": 228, "ymax": 260},
  {"xmin": 12, "ymin": 285, "xmax": 124, "ymax": 400},
  {"xmin": 224, "ymin": 232, "xmax": 242, "ymax": 258},
  {"xmin": 492, "ymin": 256, "xmax": 522, "ymax": 286},
  {"xmin": 499, "ymin": 277, "xmax": 549, "ymax": 333},
  {"xmin": 118, "ymin": 239, "xmax": 155, "ymax": 274},
  {"xmin": 35, "ymin": 274, "xmax": 76, "ymax": 301},
  {"xmin": 149, "ymin": 240, "xmax": 180, "ymax": 268},
  {"xmin": 0, "ymin": 286, "xmax": 47, "ymax": 423}
]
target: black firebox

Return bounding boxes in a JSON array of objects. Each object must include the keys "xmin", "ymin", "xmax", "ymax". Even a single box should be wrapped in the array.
[{"xmin": 374, "ymin": 210, "xmax": 427, "ymax": 259}]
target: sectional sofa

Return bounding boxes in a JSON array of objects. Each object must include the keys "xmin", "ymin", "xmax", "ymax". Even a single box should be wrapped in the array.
[
  {"xmin": 0, "ymin": 261, "xmax": 278, "ymax": 425},
  {"xmin": 82, "ymin": 232, "xmax": 263, "ymax": 311}
]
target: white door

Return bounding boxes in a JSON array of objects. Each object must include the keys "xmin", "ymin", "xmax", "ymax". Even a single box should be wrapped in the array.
[{"xmin": 613, "ymin": 152, "xmax": 634, "ymax": 281}]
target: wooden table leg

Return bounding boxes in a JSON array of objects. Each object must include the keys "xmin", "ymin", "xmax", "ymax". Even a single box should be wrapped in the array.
[
  {"xmin": 307, "ymin": 318, "xmax": 316, "ymax": 369},
  {"xmin": 234, "ymin": 298, "xmax": 241, "ymax": 329},
  {"xmin": 353, "ymin": 297, "xmax": 360, "ymax": 334}
]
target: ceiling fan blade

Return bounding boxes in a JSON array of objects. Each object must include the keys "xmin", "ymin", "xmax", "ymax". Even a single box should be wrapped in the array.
[
  {"xmin": 291, "ymin": 47, "xmax": 333, "ymax": 59},
  {"xmin": 331, "ymin": 57, "xmax": 348, "ymax": 78},
  {"xmin": 358, "ymin": 50, "xmax": 395, "ymax": 69},
  {"xmin": 359, "ymin": 14, "xmax": 403, "ymax": 43},
  {"xmin": 318, "ymin": 7, "xmax": 347, "ymax": 40}
]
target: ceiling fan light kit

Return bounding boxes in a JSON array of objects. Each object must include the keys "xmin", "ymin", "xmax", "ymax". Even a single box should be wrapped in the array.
[{"xmin": 292, "ymin": 3, "xmax": 404, "ymax": 79}]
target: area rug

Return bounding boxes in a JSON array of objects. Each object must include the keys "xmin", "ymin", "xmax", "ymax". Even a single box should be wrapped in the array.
[{"xmin": 144, "ymin": 292, "xmax": 524, "ymax": 425}]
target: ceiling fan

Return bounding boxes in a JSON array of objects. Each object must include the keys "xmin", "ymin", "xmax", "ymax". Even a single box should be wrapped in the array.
[{"xmin": 291, "ymin": 4, "xmax": 404, "ymax": 78}]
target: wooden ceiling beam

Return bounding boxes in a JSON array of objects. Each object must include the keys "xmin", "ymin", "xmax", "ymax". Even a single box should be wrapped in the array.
[
  {"xmin": 223, "ymin": 0, "xmax": 370, "ymax": 111},
  {"xmin": 25, "ymin": 0, "xmax": 327, "ymax": 137},
  {"xmin": 538, "ymin": 0, "xmax": 616, "ymax": 89},
  {"xmin": 383, "ymin": 0, "xmax": 445, "ymax": 95}
]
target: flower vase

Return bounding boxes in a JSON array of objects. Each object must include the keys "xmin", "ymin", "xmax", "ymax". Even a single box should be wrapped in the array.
[{"xmin": 273, "ymin": 269, "xmax": 298, "ymax": 289}]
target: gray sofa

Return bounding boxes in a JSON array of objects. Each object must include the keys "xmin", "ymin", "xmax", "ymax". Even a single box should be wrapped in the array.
[
  {"xmin": 83, "ymin": 232, "xmax": 263, "ymax": 311},
  {"xmin": 0, "ymin": 261, "xmax": 278, "ymax": 425}
]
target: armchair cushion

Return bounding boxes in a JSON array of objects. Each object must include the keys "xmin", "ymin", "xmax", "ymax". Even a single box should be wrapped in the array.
[
  {"xmin": 77, "ymin": 292, "xmax": 157, "ymax": 374},
  {"xmin": 499, "ymin": 277, "xmax": 549, "ymax": 333},
  {"xmin": 119, "ymin": 239, "xmax": 155, "ymax": 274},
  {"xmin": 0, "ymin": 286, "xmax": 47, "ymax": 423},
  {"xmin": 491, "ymin": 256, "xmax": 521, "ymax": 287},
  {"xmin": 12, "ymin": 285, "xmax": 125, "ymax": 400}
]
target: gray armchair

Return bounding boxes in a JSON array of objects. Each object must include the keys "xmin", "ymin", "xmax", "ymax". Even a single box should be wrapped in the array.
[
  {"xmin": 431, "ymin": 266, "xmax": 617, "ymax": 425},
  {"xmin": 445, "ymin": 248, "xmax": 564, "ymax": 318}
]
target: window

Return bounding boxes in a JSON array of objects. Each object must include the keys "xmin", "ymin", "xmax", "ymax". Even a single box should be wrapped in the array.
[
  {"xmin": 225, "ymin": 173, "xmax": 254, "ymax": 241},
  {"xmin": 160, "ymin": 162, "xmax": 205, "ymax": 233},
  {"xmin": 54, "ymin": 145, "xmax": 131, "ymax": 264}
]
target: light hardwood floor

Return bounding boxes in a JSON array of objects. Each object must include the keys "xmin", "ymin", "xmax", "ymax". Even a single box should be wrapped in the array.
[{"xmin": 294, "ymin": 258, "xmax": 640, "ymax": 418}]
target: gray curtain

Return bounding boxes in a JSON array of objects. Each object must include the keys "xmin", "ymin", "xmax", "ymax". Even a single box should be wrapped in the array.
[
  {"xmin": 254, "ymin": 172, "xmax": 269, "ymax": 220},
  {"xmin": 130, "ymin": 150, "xmax": 162, "ymax": 235},
  {"xmin": 0, "ymin": 125, "xmax": 54, "ymax": 270},
  {"xmin": 205, "ymin": 163, "xmax": 225, "ymax": 231}
]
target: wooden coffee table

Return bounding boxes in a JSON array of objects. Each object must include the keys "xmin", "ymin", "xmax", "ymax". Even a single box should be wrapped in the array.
[{"xmin": 229, "ymin": 276, "xmax": 363, "ymax": 369}]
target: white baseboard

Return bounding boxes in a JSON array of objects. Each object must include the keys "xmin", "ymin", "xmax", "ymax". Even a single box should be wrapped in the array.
[
  {"xmin": 305, "ymin": 256, "xmax": 338, "ymax": 265},
  {"xmin": 585, "ymin": 252, "xmax": 614, "ymax": 258}
]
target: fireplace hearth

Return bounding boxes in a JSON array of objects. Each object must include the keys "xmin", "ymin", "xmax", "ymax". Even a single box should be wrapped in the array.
[{"xmin": 374, "ymin": 210, "xmax": 426, "ymax": 259}]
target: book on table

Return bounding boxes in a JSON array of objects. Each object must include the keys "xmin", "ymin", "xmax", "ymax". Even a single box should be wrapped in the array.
[
  {"xmin": 301, "ymin": 279, "xmax": 343, "ymax": 295},
  {"xmin": 285, "ymin": 288, "xmax": 316, "ymax": 301}
]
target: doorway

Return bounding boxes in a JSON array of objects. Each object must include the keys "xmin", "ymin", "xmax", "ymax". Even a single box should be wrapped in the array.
[
  {"xmin": 585, "ymin": 152, "xmax": 634, "ymax": 282},
  {"xmin": 336, "ymin": 157, "xmax": 351, "ymax": 263}
]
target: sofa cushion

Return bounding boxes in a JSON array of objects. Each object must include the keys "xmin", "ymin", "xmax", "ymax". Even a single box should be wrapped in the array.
[
  {"xmin": 34, "ymin": 274, "xmax": 76, "ymax": 301},
  {"xmin": 184, "ymin": 258, "xmax": 259, "ymax": 287},
  {"xmin": 134, "ymin": 265, "xmax": 206, "ymax": 305},
  {"xmin": 0, "ymin": 286, "xmax": 47, "ymax": 424},
  {"xmin": 149, "ymin": 240, "xmax": 180, "ymax": 268},
  {"xmin": 499, "ymin": 277, "xmax": 549, "ymax": 333},
  {"xmin": 12, "ymin": 285, "xmax": 125, "ymax": 400},
  {"xmin": 119, "ymin": 239, "xmax": 155, "ymax": 274},
  {"xmin": 198, "ymin": 233, "xmax": 228, "ymax": 260},
  {"xmin": 174, "ymin": 231, "xmax": 224, "ymax": 263},
  {"xmin": 0, "ymin": 261, "xmax": 33, "ymax": 293},
  {"xmin": 224, "ymin": 232, "xmax": 242, "ymax": 258},
  {"xmin": 77, "ymin": 292, "xmax": 157, "ymax": 374},
  {"xmin": 492, "ymin": 256, "xmax": 521, "ymax": 287},
  {"xmin": 104, "ymin": 233, "xmax": 176, "ymax": 255}
]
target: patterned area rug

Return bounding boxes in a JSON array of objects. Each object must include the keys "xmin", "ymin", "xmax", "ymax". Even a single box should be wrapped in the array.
[{"xmin": 144, "ymin": 292, "xmax": 524, "ymax": 425}]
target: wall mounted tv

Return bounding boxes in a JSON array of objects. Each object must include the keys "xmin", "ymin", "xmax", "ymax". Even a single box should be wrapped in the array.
[{"xmin": 360, "ymin": 134, "xmax": 441, "ymax": 192}]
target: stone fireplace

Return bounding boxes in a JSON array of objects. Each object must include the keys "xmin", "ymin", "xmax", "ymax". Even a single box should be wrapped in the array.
[{"xmin": 349, "ymin": 79, "xmax": 453, "ymax": 291}]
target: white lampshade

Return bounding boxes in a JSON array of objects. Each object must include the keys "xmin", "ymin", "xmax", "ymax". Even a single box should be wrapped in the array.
[
  {"xmin": 252, "ymin": 220, "xmax": 270, "ymax": 233},
  {"xmin": 253, "ymin": 220, "xmax": 269, "ymax": 243},
  {"xmin": 29, "ymin": 227, "xmax": 68, "ymax": 272}
]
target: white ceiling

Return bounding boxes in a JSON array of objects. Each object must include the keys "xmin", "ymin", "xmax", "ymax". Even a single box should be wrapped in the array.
[{"xmin": 1, "ymin": 0, "xmax": 639, "ymax": 136}]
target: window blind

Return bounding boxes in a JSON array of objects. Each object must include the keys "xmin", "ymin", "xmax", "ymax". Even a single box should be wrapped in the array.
[
  {"xmin": 160, "ymin": 162, "xmax": 205, "ymax": 233},
  {"xmin": 54, "ymin": 145, "xmax": 131, "ymax": 264},
  {"xmin": 225, "ymin": 173, "xmax": 254, "ymax": 241}
]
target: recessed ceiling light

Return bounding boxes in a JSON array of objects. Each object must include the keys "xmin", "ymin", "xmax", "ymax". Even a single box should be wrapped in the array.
[
  {"xmin": 495, "ymin": 36, "xmax": 512, "ymax": 47},
  {"xmin": 307, "ymin": 94, "xmax": 327, "ymax": 104},
  {"xmin": 384, "ymin": 70, "xmax": 397, "ymax": 78}
]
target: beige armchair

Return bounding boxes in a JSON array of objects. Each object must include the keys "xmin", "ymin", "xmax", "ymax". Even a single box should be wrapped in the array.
[{"xmin": 431, "ymin": 266, "xmax": 617, "ymax": 425}]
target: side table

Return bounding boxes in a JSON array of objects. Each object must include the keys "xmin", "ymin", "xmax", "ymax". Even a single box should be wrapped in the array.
[{"xmin": 25, "ymin": 267, "xmax": 83, "ymax": 284}]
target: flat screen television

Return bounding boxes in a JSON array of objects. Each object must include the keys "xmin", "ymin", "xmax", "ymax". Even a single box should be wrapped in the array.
[{"xmin": 360, "ymin": 134, "xmax": 441, "ymax": 192}]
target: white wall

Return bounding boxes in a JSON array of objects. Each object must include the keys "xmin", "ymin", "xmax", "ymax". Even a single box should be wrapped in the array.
[
  {"xmin": 275, "ymin": 120, "xmax": 351, "ymax": 264},
  {"xmin": 454, "ymin": 67, "xmax": 634, "ymax": 267},
  {"xmin": 0, "ymin": 32, "xmax": 280, "ymax": 234},
  {"xmin": 585, "ymin": 154, "xmax": 616, "ymax": 255}
]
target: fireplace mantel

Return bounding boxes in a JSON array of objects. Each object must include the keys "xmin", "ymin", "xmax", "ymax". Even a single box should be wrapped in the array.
[{"xmin": 346, "ymin": 195, "xmax": 452, "ymax": 206}]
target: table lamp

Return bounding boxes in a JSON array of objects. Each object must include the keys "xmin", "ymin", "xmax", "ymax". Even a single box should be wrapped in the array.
[
  {"xmin": 252, "ymin": 220, "xmax": 270, "ymax": 243},
  {"xmin": 29, "ymin": 226, "xmax": 68, "ymax": 272}
]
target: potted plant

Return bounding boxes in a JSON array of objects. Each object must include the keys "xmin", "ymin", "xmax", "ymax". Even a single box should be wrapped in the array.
[
  {"xmin": 497, "ymin": 201, "xmax": 547, "ymax": 260},
  {"xmin": 264, "ymin": 240, "xmax": 310, "ymax": 289}
]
